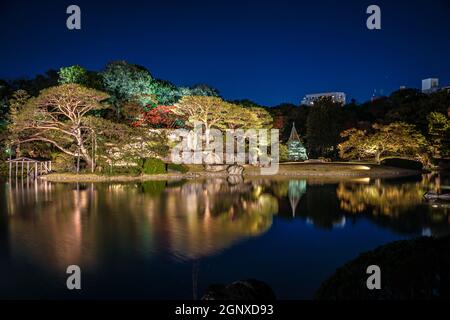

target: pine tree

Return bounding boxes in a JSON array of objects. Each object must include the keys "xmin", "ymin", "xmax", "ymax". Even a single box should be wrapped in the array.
[{"xmin": 287, "ymin": 123, "xmax": 308, "ymax": 161}]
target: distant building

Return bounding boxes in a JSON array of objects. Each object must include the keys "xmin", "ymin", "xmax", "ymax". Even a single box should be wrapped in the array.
[
  {"xmin": 301, "ymin": 92, "xmax": 346, "ymax": 106},
  {"xmin": 371, "ymin": 89, "xmax": 384, "ymax": 102},
  {"xmin": 422, "ymin": 78, "xmax": 439, "ymax": 93}
]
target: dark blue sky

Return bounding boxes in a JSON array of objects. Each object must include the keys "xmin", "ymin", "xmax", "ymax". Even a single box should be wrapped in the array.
[{"xmin": 0, "ymin": 0, "xmax": 449, "ymax": 106}]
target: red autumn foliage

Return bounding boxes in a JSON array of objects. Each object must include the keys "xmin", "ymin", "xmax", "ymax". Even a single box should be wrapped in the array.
[
  {"xmin": 133, "ymin": 105, "xmax": 178, "ymax": 128},
  {"xmin": 272, "ymin": 115, "xmax": 286, "ymax": 130}
]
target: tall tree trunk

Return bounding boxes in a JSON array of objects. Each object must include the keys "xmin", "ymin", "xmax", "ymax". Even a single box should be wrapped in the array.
[
  {"xmin": 76, "ymin": 128, "xmax": 95, "ymax": 171},
  {"xmin": 375, "ymin": 152, "xmax": 381, "ymax": 164},
  {"xmin": 80, "ymin": 144, "xmax": 94, "ymax": 170}
]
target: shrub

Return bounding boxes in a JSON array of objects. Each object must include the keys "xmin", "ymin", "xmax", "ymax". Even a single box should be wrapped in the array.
[
  {"xmin": 381, "ymin": 158, "xmax": 423, "ymax": 171},
  {"xmin": 279, "ymin": 143, "xmax": 289, "ymax": 162},
  {"xmin": 139, "ymin": 181, "xmax": 167, "ymax": 197},
  {"xmin": 51, "ymin": 153, "xmax": 75, "ymax": 172},
  {"xmin": 106, "ymin": 165, "xmax": 142, "ymax": 176},
  {"xmin": 142, "ymin": 158, "xmax": 167, "ymax": 174},
  {"xmin": 167, "ymin": 163, "xmax": 188, "ymax": 173},
  {"xmin": 0, "ymin": 161, "xmax": 7, "ymax": 177}
]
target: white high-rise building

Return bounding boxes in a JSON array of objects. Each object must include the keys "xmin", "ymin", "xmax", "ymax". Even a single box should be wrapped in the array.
[
  {"xmin": 301, "ymin": 92, "xmax": 346, "ymax": 106},
  {"xmin": 422, "ymin": 78, "xmax": 439, "ymax": 93}
]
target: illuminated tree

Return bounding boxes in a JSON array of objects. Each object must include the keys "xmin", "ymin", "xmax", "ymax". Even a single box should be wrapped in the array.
[
  {"xmin": 272, "ymin": 114, "xmax": 286, "ymax": 130},
  {"xmin": 172, "ymin": 96, "xmax": 238, "ymax": 142},
  {"xmin": 179, "ymin": 84, "xmax": 220, "ymax": 98},
  {"xmin": 86, "ymin": 116, "xmax": 169, "ymax": 170},
  {"xmin": 428, "ymin": 112, "xmax": 450, "ymax": 157},
  {"xmin": 7, "ymin": 90, "xmax": 31, "ymax": 157},
  {"xmin": 151, "ymin": 79, "xmax": 180, "ymax": 105},
  {"xmin": 173, "ymin": 96, "xmax": 273, "ymax": 145},
  {"xmin": 133, "ymin": 105, "xmax": 179, "ymax": 129},
  {"xmin": 338, "ymin": 122, "xmax": 428, "ymax": 163},
  {"xmin": 58, "ymin": 65, "xmax": 88, "ymax": 85},
  {"xmin": 246, "ymin": 107, "xmax": 273, "ymax": 129},
  {"xmin": 101, "ymin": 61, "xmax": 153, "ymax": 118},
  {"xmin": 287, "ymin": 123, "xmax": 308, "ymax": 161},
  {"xmin": 11, "ymin": 84, "xmax": 108, "ymax": 168},
  {"xmin": 338, "ymin": 128, "xmax": 372, "ymax": 161}
]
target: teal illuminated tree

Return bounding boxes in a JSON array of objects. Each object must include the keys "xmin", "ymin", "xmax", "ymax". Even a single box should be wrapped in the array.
[
  {"xmin": 288, "ymin": 180, "xmax": 307, "ymax": 217},
  {"xmin": 287, "ymin": 123, "xmax": 308, "ymax": 161}
]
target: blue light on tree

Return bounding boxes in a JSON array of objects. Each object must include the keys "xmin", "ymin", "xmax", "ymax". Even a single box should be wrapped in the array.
[{"xmin": 287, "ymin": 123, "xmax": 308, "ymax": 161}]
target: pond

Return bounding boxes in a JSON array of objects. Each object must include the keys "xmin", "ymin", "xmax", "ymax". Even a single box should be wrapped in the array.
[{"xmin": 0, "ymin": 175, "xmax": 449, "ymax": 299}]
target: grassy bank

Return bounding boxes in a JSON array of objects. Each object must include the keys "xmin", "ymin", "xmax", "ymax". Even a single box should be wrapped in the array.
[
  {"xmin": 39, "ymin": 162, "xmax": 421, "ymax": 183},
  {"xmin": 245, "ymin": 162, "xmax": 421, "ymax": 178}
]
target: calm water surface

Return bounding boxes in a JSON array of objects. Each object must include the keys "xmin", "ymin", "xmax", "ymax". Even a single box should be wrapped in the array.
[{"xmin": 0, "ymin": 175, "xmax": 449, "ymax": 299}]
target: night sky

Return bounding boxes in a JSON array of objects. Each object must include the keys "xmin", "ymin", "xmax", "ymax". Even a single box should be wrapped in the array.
[{"xmin": 0, "ymin": 0, "xmax": 449, "ymax": 106}]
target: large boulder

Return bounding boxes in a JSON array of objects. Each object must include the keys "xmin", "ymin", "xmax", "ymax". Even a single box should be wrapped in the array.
[
  {"xmin": 227, "ymin": 164, "xmax": 244, "ymax": 175},
  {"xmin": 204, "ymin": 164, "xmax": 229, "ymax": 172}
]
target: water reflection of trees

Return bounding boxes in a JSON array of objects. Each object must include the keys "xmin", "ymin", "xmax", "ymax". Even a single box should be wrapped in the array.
[
  {"xmin": 2, "ymin": 178, "xmax": 279, "ymax": 270},
  {"xmin": 269, "ymin": 176, "xmax": 450, "ymax": 235},
  {"xmin": 134, "ymin": 179, "xmax": 279, "ymax": 260},
  {"xmin": 335, "ymin": 177, "xmax": 450, "ymax": 236},
  {"xmin": 3, "ymin": 175, "xmax": 450, "ymax": 272},
  {"xmin": 336, "ymin": 180, "xmax": 425, "ymax": 216},
  {"xmin": 270, "ymin": 180, "xmax": 346, "ymax": 229},
  {"xmin": 3, "ymin": 181, "xmax": 98, "ymax": 271}
]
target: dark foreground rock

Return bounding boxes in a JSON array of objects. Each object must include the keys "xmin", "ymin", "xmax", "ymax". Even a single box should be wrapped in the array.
[
  {"xmin": 202, "ymin": 279, "xmax": 276, "ymax": 300},
  {"xmin": 315, "ymin": 236, "xmax": 450, "ymax": 300}
]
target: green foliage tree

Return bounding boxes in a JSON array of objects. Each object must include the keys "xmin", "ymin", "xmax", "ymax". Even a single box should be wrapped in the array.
[
  {"xmin": 173, "ymin": 96, "xmax": 238, "ymax": 144},
  {"xmin": 270, "ymin": 103, "xmax": 309, "ymax": 142},
  {"xmin": 173, "ymin": 96, "xmax": 271, "ymax": 133},
  {"xmin": 428, "ymin": 112, "xmax": 450, "ymax": 158},
  {"xmin": 339, "ymin": 122, "xmax": 429, "ymax": 163},
  {"xmin": 58, "ymin": 65, "xmax": 88, "ymax": 85},
  {"xmin": 150, "ymin": 79, "xmax": 180, "ymax": 105},
  {"xmin": 246, "ymin": 106, "xmax": 273, "ymax": 129},
  {"xmin": 306, "ymin": 97, "xmax": 343, "ymax": 158},
  {"xmin": 11, "ymin": 70, "xmax": 59, "ymax": 96},
  {"xmin": 7, "ymin": 90, "xmax": 31, "ymax": 157},
  {"xmin": 338, "ymin": 128, "xmax": 370, "ymax": 160},
  {"xmin": 178, "ymin": 84, "xmax": 220, "ymax": 98},
  {"xmin": 101, "ymin": 61, "xmax": 153, "ymax": 118},
  {"xmin": 10, "ymin": 84, "xmax": 109, "ymax": 169},
  {"xmin": 142, "ymin": 158, "xmax": 166, "ymax": 174},
  {"xmin": 87, "ymin": 115, "xmax": 169, "ymax": 171},
  {"xmin": 0, "ymin": 80, "xmax": 12, "ymax": 125}
]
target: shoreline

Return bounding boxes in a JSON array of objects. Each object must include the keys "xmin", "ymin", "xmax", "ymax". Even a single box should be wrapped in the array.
[{"xmin": 38, "ymin": 163, "xmax": 422, "ymax": 183}]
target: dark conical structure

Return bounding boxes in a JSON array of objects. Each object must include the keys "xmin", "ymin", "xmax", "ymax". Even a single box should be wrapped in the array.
[{"xmin": 287, "ymin": 123, "xmax": 308, "ymax": 161}]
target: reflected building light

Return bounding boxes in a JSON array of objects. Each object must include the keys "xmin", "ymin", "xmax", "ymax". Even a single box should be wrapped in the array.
[
  {"xmin": 422, "ymin": 228, "xmax": 432, "ymax": 237},
  {"xmin": 332, "ymin": 216, "xmax": 346, "ymax": 229}
]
